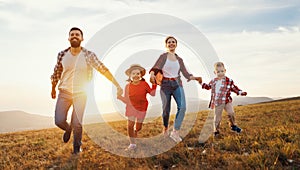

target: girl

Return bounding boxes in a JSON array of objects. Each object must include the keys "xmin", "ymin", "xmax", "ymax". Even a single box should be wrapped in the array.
[{"xmin": 117, "ymin": 64, "xmax": 157, "ymax": 150}]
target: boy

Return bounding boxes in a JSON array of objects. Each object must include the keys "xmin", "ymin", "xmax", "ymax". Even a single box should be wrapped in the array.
[{"xmin": 201, "ymin": 62, "xmax": 247, "ymax": 136}]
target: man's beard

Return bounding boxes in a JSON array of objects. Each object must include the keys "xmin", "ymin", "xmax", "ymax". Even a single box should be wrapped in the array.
[{"xmin": 71, "ymin": 41, "xmax": 81, "ymax": 48}]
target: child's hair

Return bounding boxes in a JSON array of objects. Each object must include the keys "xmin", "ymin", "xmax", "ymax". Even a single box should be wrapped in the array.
[{"xmin": 214, "ymin": 62, "xmax": 225, "ymax": 70}]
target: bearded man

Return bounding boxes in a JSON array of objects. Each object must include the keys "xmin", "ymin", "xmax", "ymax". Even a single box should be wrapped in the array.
[{"xmin": 50, "ymin": 27, "xmax": 122, "ymax": 154}]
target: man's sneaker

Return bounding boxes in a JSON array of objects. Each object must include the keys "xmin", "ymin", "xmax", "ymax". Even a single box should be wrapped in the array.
[
  {"xmin": 125, "ymin": 144, "xmax": 137, "ymax": 151},
  {"xmin": 214, "ymin": 131, "xmax": 220, "ymax": 137},
  {"xmin": 170, "ymin": 130, "xmax": 182, "ymax": 142},
  {"xmin": 73, "ymin": 146, "xmax": 82, "ymax": 155},
  {"xmin": 63, "ymin": 130, "xmax": 71, "ymax": 143},
  {"xmin": 231, "ymin": 125, "xmax": 242, "ymax": 133}
]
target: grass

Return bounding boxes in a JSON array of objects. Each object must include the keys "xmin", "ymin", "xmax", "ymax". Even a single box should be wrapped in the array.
[{"xmin": 0, "ymin": 99, "xmax": 299, "ymax": 169}]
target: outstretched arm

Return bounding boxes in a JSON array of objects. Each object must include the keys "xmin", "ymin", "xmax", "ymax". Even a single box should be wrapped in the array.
[
  {"xmin": 231, "ymin": 81, "xmax": 247, "ymax": 96},
  {"xmin": 102, "ymin": 70, "xmax": 122, "ymax": 90},
  {"xmin": 87, "ymin": 52, "xmax": 123, "ymax": 94},
  {"xmin": 193, "ymin": 76, "xmax": 202, "ymax": 84},
  {"xmin": 145, "ymin": 82, "xmax": 157, "ymax": 96},
  {"xmin": 178, "ymin": 57, "xmax": 193, "ymax": 81},
  {"xmin": 117, "ymin": 84, "xmax": 129, "ymax": 104},
  {"xmin": 102, "ymin": 71, "xmax": 123, "ymax": 96},
  {"xmin": 202, "ymin": 80, "xmax": 213, "ymax": 90}
]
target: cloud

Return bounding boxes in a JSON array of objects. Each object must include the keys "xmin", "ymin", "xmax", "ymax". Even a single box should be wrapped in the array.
[
  {"xmin": 205, "ymin": 27, "xmax": 300, "ymax": 97},
  {"xmin": 0, "ymin": 0, "xmax": 299, "ymax": 115},
  {"xmin": 117, "ymin": 0, "xmax": 300, "ymax": 32},
  {"xmin": 1, "ymin": 0, "xmax": 299, "ymax": 34},
  {"xmin": 0, "ymin": 0, "xmax": 129, "ymax": 32}
]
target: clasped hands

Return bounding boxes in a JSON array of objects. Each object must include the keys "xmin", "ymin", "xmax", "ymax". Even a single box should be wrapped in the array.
[{"xmin": 189, "ymin": 76, "xmax": 202, "ymax": 84}]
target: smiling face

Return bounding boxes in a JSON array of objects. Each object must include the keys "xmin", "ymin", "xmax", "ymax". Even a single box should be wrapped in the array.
[
  {"xmin": 68, "ymin": 30, "xmax": 83, "ymax": 48},
  {"xmin": 165, "ymin": 37, "xmax": 177, "ymax": 52},
  {"xmin": 130, "ymin": 69, "xmax": 142, "ymax": 83},
  {"xmin": 214, "ymin": 66, "xmax": 226, "ymax": 79}
]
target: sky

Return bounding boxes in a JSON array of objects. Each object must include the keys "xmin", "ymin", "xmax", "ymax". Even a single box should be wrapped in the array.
[{"xmin": 0, "ymin": 0, "xmax": 299, "ymax": 116}]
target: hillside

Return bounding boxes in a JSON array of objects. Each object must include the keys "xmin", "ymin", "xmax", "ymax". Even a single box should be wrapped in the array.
[
  {"xmin": 0, "ymin": 111, "xmax": 55, "ymax": 133},
  {"xmin": 0, "ymin": 99, "xmax": 299, "ymax": 169}
]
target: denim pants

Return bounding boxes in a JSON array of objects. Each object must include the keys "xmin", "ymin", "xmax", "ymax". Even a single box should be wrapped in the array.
[
  {"xmin": 160, "ymin": 79, "xmax": 186, "ymax": 130},
  {"xmin": 54, "ymin": 90, "xmax": 87, "ymax": 147}
]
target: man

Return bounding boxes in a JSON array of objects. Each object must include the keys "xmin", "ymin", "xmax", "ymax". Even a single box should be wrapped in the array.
[{"xmin": 50, "ymin": 27, "xmax": 122, "ymax": 154}]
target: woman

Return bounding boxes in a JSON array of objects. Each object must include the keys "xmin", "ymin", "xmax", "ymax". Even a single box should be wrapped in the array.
[{"xmin": 149, "ymin": 36, "xmax": 201, "ymax": 142}]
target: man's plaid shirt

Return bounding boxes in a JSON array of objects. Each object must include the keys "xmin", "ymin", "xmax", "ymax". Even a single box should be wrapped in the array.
[
  {"xmin": 50, "ymin": 47, "xmax": 108, "ymax": 87},
  {"xmin": 202, "ymin": 76, "xmax": 242, "ymax": 109}
]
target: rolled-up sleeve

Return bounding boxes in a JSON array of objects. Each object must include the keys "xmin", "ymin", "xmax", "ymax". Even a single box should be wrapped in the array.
[
  {"xmin": 50, "ymin": 53, "xmax": 64, "ymax": 86},
  {"xmin": 86, "ymin": 52, "xmax": 108, "ymax": 74}
]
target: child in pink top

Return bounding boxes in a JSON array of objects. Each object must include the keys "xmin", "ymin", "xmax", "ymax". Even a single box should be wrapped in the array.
[{"xmin": 117, "ymin": 64, "xmax": 157, "ymax": 150}]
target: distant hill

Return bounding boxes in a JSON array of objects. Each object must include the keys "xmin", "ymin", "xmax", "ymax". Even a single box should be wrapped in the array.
[
  {"xmin": 232, "ymin": 96, "xmax": 273, "ymax": 106},
  {"xmin": 259, "ymin": 96, "xmax": 300, "ymax": 104},
  {"xmin": 0, "ymin": 111, "xmax": 55, "ymax": 133}
]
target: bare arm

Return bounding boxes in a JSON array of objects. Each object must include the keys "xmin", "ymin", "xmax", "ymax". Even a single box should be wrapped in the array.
[{"xmin": 117, "ymin": 84, "xmax": 129, "ymax": 104}]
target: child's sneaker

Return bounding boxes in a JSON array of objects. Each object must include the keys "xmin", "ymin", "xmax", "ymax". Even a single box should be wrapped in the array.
[
  {"xmin": 162, "ymin": 127, "xmax": 169, "ymax": 138},
  {"xmin": 231, "ymin": 125, "xmax": 242, "ymax": 133},
  {"xmin": 170, "ymin": 130, "xmax": 182, "ymax": 142},
  {"xmin": 125, "ymin": 144, "xmax": 137, "ymax": 151}
]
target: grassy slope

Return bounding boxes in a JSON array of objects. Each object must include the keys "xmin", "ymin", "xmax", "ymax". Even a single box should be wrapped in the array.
[{"xmin": 0, "ymin": 99, "xmax": 299, "ymax": 169}]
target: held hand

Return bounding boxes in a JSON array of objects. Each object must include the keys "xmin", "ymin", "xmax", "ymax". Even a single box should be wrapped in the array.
[
  {"xmin": 117, "ymin": 87, "xmax": 123, "ymax": 97},
  {"xmin": 194, "ymin": 77, "xmax": 202, "ymax": 84},
  {"xmin": 188, "ymin": 76, "xmax": 202, "ymax": 84},
  {"xmin": 187, "ymin": 76, "xmax": 195, "ymax": 82},
  {"xmin": 51, "ymin": 89, "xmax": 56, "ymax": 99},
  {"xmin": 150, "ymin": 74, "xmax": 156, "ymax": 84},
  {"xmin": 241, "ymin": 92, "xmax": 247, "ymax": 96}
]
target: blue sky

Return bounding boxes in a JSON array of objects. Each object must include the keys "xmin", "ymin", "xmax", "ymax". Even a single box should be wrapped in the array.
[{"xmin": 0, "ymin": 0, "xmax": 299, "ymax": 116}]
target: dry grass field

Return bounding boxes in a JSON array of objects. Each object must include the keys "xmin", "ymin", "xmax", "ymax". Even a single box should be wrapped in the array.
[{"xmin": 1, "ymin": 99, "xmax": 299, "ymax": 169}]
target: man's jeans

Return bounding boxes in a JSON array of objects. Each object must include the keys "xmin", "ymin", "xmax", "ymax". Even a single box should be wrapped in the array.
[
  {"xmin": 160, "ymin": 79, "xmax": 186, "ymax": 130},
  {"xmin": 54, "ymin": 90, "xmax": 87, "ymax": 148}
]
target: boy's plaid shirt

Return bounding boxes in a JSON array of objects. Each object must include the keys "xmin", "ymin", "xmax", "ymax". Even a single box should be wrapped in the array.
[
  {"xmin": 202, "ymin": 76, "xmax": 242, "ymax": 109},
  {"xmin": 50, "ymin": 47, "xmax": 108, "ymax": 87}
]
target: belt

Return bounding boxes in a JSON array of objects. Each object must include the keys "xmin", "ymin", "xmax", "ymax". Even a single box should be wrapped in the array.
[{"xmin": 163, "ymin": 77, "xmax": 178, "ymax": 81}]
